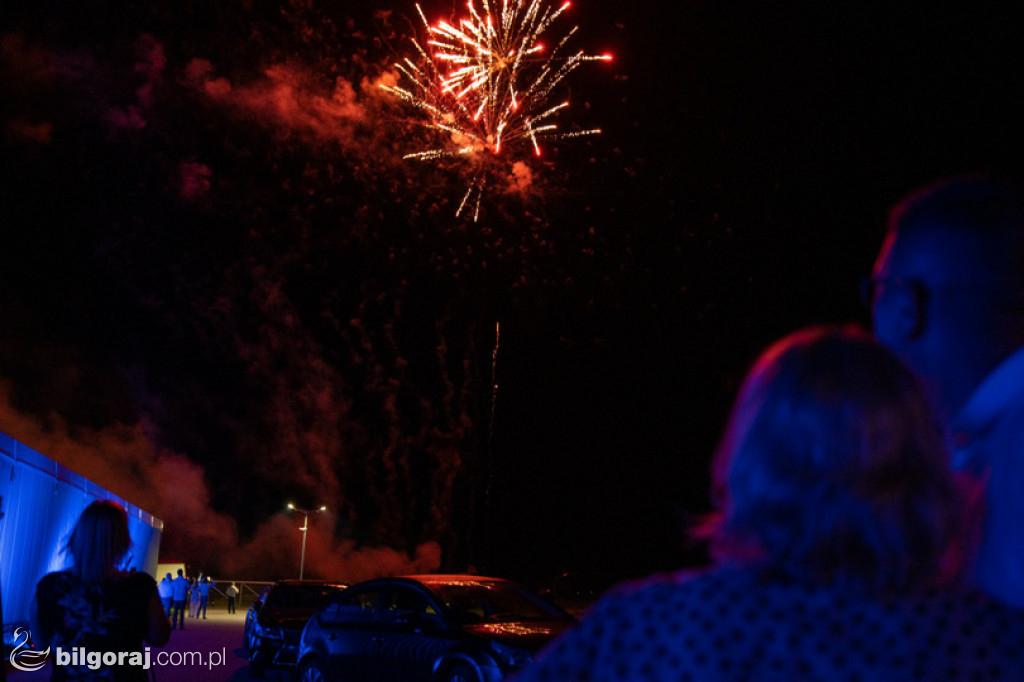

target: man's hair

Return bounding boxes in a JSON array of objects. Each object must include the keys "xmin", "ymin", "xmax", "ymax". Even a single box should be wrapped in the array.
[
  {"xmin": 66, "ymin": 500, "xmax": 132, "ymax": 586},
  {"xmin": 706, "ymin": 326, "xmax": 962, "ymax": 595},
  {"xmin": 888, "ymin": 174, "xmax": 1024, "ymax": 296}
]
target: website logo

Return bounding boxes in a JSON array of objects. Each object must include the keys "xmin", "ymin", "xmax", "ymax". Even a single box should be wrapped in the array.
[{"xmin": 9, "ymin": 628, "xmax": 51, "ymax": 673}]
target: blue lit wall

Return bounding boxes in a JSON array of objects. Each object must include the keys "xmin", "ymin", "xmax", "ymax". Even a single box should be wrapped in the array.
[{"xmin": 0, "ymin": 430, "xmax": 163, "ymax": 646}]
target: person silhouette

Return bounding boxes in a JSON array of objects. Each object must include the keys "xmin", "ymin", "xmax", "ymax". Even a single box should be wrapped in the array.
[
  {"xmin": 515, "ymin": 327, "xmax": 1024, "ymax": 681},
  {"xmin": 33, "ymin": 501, "xmax": 170, "ymax": 681},
  {"xmin": 170, "ymin": 568, "xmax": 189, "ymax": 630},
  {"xmin": 868, "ymin": 175, "xmax": 1024, "ymax": 606}
]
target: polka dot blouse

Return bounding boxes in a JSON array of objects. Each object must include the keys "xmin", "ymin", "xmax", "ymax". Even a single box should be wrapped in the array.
[{"xmin": 513, "ymin": 567, "xmax": 1024, "ymax": 681}]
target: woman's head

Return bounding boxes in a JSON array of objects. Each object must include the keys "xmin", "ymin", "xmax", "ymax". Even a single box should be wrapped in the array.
[
  {"xmin": 709, "ymin": 326, "xmax": 961, "ymax": 594},
  {"xmin": 67, "ymin": 500, "xmax": 132, "ymax": 585}
]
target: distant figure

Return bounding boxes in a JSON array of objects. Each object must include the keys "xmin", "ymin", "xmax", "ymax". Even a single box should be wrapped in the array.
[
  {"xmin": 33, "ymin": 500, "xmax": 170, "ymax": 681},
  {"xmin": 170, "ymin": 568, "xmax": 189, "ymax": 630},
  {"xmin": 188, "ymin": 577, "xmax": 200, "ymax": 618},
  {"xmin": 158, "ymin": 572, "xmax": 174, "ymax": 617},
  {"xmin": 515, "ymin": 327, "xmax": 1024, "ymax": 681},
  {"xmin": 869, "ymin": 175, "xmax": 1024, "ymax": 607},
  {"xmin": 226, "ymin": 582, "xmax": 240, "ymax": 614},
  {"xmin": 197, "ymin": 577, "xmax": 215, "ymax": 618}
]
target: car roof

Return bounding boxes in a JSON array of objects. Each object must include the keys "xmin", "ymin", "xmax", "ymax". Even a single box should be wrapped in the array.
[
  {"xmin": 398, "ymin": 574, "xmax": 510, "ymax": 586},
  {"xmin": 271, "ymin": 580, "xmax": 348, "ymax": 589},
  {"xmin": 272, "ymin": 577, "xmax": 348, "ymax": 585}
]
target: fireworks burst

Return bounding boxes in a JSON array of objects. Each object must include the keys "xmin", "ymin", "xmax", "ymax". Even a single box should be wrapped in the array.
[{"xmin": 381, "ymin": 0, "xmax": 611, "ymax": 220}]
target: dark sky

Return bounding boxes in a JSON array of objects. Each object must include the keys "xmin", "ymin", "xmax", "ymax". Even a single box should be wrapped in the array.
[{"xmin": 2, "ymin": 0, "xmax": 1022, "ymax": 584}]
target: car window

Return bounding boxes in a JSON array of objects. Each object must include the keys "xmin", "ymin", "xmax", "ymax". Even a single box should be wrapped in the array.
[
  {"xmin": 429, "ymin": 581, "xmax": 572, "ymax": 624},
  {"xmin": 320, "ymin": 587, "xmax": 383, "ymax": 625},
  {"xmin": 265, "ymin": 585, "xmax": 344, "ymax": 610},
  {"xmin": 381, "ymin": 585, "xmax": 441, "ymax": 625}
]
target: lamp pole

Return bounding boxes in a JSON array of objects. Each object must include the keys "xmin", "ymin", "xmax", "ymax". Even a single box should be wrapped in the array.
[{"xmin": 287, "ymin": 504, "xmax": 327, "ymax": 579}]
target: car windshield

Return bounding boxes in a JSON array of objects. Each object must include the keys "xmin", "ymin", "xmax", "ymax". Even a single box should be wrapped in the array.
[
  {"xmin": 265, "ymin": 585, "xmax": 343, "ymax": 611},
  {"xmin": 426, "ymin": 580, "xmax": 571, "ymax": 624}
]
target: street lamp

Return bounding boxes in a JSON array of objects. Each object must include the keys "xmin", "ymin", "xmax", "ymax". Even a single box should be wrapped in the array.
[{"xmin": 286, "ymin": 503, "xmax": 327, "ymax": 579}]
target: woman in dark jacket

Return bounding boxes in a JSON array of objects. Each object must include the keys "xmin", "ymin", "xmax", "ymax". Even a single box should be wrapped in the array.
[
  {"xmin": 34, "ymin": 500, "xmax": 170, "ymax": 681},
  {"xmin": 515, "ymin": 327, "xmax": 1024, "ymax": 681}
]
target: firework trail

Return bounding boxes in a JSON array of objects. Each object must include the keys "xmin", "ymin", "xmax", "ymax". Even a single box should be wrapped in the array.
[{"xmin": 381, "ymin": 0, "xmax": 611, "ymax": 220}]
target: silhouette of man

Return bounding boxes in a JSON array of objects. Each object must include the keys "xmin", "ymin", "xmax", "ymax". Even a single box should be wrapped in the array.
[
  {"xmin": 158, "ymin": 572, "xmax": 174, "ymax": 617},
  {"xmin": 197, "ymin": 577, "xmax": 215, "ymax": 618},
  {"xmin": 868, "ymin": 175, "xmax": 1024, "ymax": 606},
  {"xmin": 170, "ymin": 568, "xmax": 190, "ymax": 629},
  {"xmin": 226, "ymin": 582, "xmax": 239, "ymax": 614}
]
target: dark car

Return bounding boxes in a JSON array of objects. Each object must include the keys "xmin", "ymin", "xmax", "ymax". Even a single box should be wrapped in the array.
[
  {"xmin": 246, "ymin": 580, "xmax": 347, "ymax": 678},
  {"xmin": 296, "ymin": 574, "xmax": 576, "ymax": 682},
  {"xmin": 244, "ymin": 584, "xmax": 274, "ymax": 651}
]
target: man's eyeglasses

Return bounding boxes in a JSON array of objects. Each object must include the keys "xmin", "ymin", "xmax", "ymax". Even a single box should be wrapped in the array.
[{"xmin": 861, "ymin": 275, "xmax": 1024, "ymax": 311}]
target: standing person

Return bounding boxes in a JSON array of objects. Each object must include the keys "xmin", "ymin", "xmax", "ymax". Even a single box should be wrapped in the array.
[
  {"xmin": 514, "ymin": 327, "xmax": 1024, "ymax": 681},
  {"xmin": 188, "ymin": 577, "xmax": 201, "ymax": 618},
  {"xmin": 157, "ymin": 572, "xmax": 173, "ymax": 617},
  {"xmin": 226, "ymin": 582, "xmax": 240, "ymax": 614},
  {"xmin": 33, "ymin": 500, "xmax": 170, "ymax": 681},
  {"xmin": 197, "ymin": 577, "xmax": 215, "ymax": 619},
  {"xmin": 170, "ymin": 568, "xmax": 189, "ymax": 630},
  {"xmin": 867, "ymin": 175, "xmax": 1024, "ymax": 607}
]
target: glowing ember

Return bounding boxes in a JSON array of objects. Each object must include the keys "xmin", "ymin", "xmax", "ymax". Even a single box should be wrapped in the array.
[{"xmin": 381, "ymin": 0, "xmax": 611, "ymax": 220}]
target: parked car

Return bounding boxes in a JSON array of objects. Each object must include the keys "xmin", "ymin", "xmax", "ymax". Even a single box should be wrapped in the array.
[
  {"xmin": 296, "ymin": 574, "xmax": 576, "ymax": 682},
  {"xmin": 246, "ymin": 580, "xmax": 347, "ymax": 678},
  {"xmin": 244, "ymin": 584, "xmax": 274, "ymax": 650}
]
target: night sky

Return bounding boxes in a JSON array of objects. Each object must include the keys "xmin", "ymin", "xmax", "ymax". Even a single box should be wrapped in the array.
[{"xmin": 2, "ymin": 0, "xmax": 1022, "ymax": 586}]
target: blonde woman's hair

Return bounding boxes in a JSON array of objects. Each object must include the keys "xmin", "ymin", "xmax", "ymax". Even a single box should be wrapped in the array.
[
  {"xmin": 67, "ymin": 500, "xmax": 132, "ymax": 586},
  {"xmin": 707, "ymin": 326, "xmax": 962, "ymax": 595}
]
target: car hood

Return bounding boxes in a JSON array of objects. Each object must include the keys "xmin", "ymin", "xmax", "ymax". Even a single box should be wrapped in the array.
[{"xmin": 462, "ymin": 621, "xmax": 573, "ymax": 651}]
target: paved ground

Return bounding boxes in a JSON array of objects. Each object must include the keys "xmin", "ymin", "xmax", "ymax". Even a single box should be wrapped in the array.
[{"xmin": 7, "ymin": 609, "xmax": 293, "ymax": 681}]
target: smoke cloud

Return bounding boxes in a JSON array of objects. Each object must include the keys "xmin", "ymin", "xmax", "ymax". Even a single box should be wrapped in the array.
[
  {"xmin": 1, "ymin": 18, "xmax": 526, "ymax": 580},
  {"xmin": 0, "ymin": 379, "xmax": 443, "ymax": 580},
  {"xmin": 184, "ymin": 57, "xmax": 369, "ymax": 147},
  {"xmin": 227, "ymin": 514, "xmax": 442, "ymax": 582},
  {"xmin": 0, "ymin": 379, "xmax": 236, "ymax": 567},
  {"xmin": 2, "ymin": 27, "xmax": 548, "ymax": 220},
  {"xmin": 506, "ymin": 161, "xmax": 536, "ymax": 196},
  {"xmin": 179, "ymin": 161, "xmax": 212, "ymax": 199}
]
